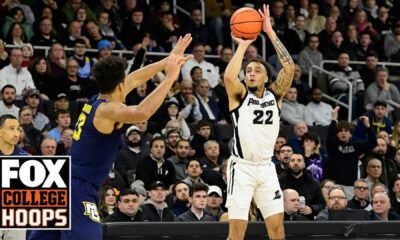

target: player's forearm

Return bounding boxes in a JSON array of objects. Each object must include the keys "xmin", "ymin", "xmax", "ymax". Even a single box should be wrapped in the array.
[
  {"xmin": 224, "ymin": 44, "xmax": 247, "ymax": 82},
  {"xmin": 124, "ymin": 57, "xmax": 168, "ymax": 93},
  {"xmin": 267, "ymin": 31, "xmax": 294, "ymax": 72}
]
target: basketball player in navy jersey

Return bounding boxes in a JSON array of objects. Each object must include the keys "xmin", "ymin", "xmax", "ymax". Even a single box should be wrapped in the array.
[
  {"xmin": 224, "ymin": 5, "xmax": 294, "ymax": 240},
  {"xmin": 28, "ymin": 34, "xmax": 192, "ymax": 240}
]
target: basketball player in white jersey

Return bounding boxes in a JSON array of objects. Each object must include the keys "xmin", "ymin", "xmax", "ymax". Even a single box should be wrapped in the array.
[{"xmin": 224, "ymin": 5, "xmax": 294, "ymax": 240}]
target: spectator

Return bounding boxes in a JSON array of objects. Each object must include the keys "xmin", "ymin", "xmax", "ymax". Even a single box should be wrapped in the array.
[
  {"xmin": 47, "ymin": 42, "xmax": 67, "ymax": 81},
  {"xmin": 304, "ymin": 2, "xmax": 326, "ymax": 34},
  {"xmin": 47, "ymin": 110, "xmax": 71, "ymax": 142},
  {"xmin": 283, "ymin": 189, "xmax": 309, "ymax": 221},
  {"xmin": 298, "ymin": 35, "xmax": 323, "ymax": 77},
  {"xmin": 272, "ymin": 134, "xmax": 287, "ymax": 165},
  {"xmin": 28, "ymin": 56, "xmax": 56, "ymax": 100},
  {"xmin": 30, "ymin": 17, "xmax": 59, "ymax": 46},
  {"xmin": 353, "ymin": 10, "xmax": 378, "ymax": 41},
  {"xmin": 61, "ymin": 20, "xmax": 86, "ymax": 47},
  {"xmin": 120, "ymin": 8, "xmax": 150, "ymax": 50},
  {"xmin": 190, "ymin": 120, "xmax": 214, "ymax": 157},
  {"xmin": 359, "ymin": 53, "xmax": 379, "ymax": 88},
  {"xmin": 276, "ymin": 144, "xmax": 293, "ymax": 176},
  {"xmin": 141, "ymin": 181, "xmax": 175, "ymax": 222},
  {"xmin": 0, "ymin": 48, "xmax": 35, "ymax": 98},
  {"xmin": 115, "ymin": 125, "xmax": 145, "ymax": 185},
  {"xmin": 99, "ymin": 185, "xmax": 117, "ymax": 221},
  {"xmin": 0, "ymin": 85, "xmax": 19, "ymax": 118},
  {"xmin": 168, "ymin": 139, "xmax": 191, "ymax": 181},
  {"xmin": 318, "ymin": 17, "xmax": 338, "ymax": 51},
  {"xmin": 390, "ymin": 178, "xmax": 400, "ymax": 214},
  {"xmin": 372, "ymin": 6, "xmax": 392, "ymax": 34},
  {"xmin": 283, "ymin": 15, "xmax": 310, "ymax": 56},
  {"xmin": 130, "ymin": 180, "xmax": 147, "ymax": 206},
  {"xmin": 306, "ymin": 87, "xmax": 333, "ymax": 126},
  {"xmin": 62, "ymin": 0, "xmax": 96, "ymax": 23},
  {"xmin": 316, "ymin": 185, "xmax": 349, "ymax": 220},
  {"xmin": 21, "ymin": 42, "xmax": 33, "ymax": 67},
  {"xmin": 204, "ymin": 185, "xmax": 225, "ymax": 221},
  {"xmin": 342, "ymin": 0, "xmax": 361, "ymax": 25},
  {"xmin": 216, "ymin": 47, "xmax": 233, "ymax": 74},
  {"xmin": 5, "ymin": 22, "xmax": 26, "ymax": 46},
  {"xmin": 327, "ymin": 107, "xmax": 376, "ymax": 198},
  {"xmin": 364, "ymin": 67, "xmax": 400, "ymax": 116},
  {"xmin": 177, "ymin": 183, "xmax": 214, "ymax": 221},
  {"xmin": 97, "ymin": 39, "xmax": 113, "ymax": 59},
  {"xmin": 355, "ymin": 32, "xmax": 377, "ymax": 61},
  {"xmin": 279, "ymin": 153, "xmax": 325, "ymax": 219},
  {"xmin": 183, "ymin": 8, "xmax": 210, "ymax": 52},
  {"xmin": 94, "ymin": 0, "xmax": 122, "ymax": 33},
  {"xmin": 364, "ymin": 158, "xmax": 383, "ymax": 190},
  {"xmin": 24, "ymin": 89, "xmax": 51, "ymax": 133},
  {"xmin": 329, "ymin": 52, "xmax": 364, "ymax": 119},
  {"xmin": 170, "ymin": 80, "xmax": 202, "ymax": 124},
  {"xmin": 105, "ymin": 189, "xmax": 144, "ymax": 222},
  {"xmin": 170, "ymin": 181, "xmax": 190, "ymax": 217},
  {"xmin": 56, "ymin": 127, "xmax": 73, "ymax": 155},
  {"xmin": 303, "ymin": 132, "xmax": 325, "ymax": 181},
  {"xmin": 348, "ymin": 179, "xmax": 370, "ymax": 209},
  {"xmin": 281, "ymin": 86, "xmax": 310, "ymax": 125},
  {"xmin": 2, "ymin": 7, "xmax": 33, "ymax": 41},
  {"xmin": 151, "ymin": 11, "xmax": 180, "ymax": 52},
  {"xmin": 18, "ymin": 106, "xmax": 42, "ymax": 154},
  {"xmin": 136, "ymin": 136, "xmax": 176, "ymax": 189},
  {"xmin": 201, "ymin": 140, "xmax": 222, "ymax": 171},
  {"xmin": 164, "ymin": 128, "xmax": 181, "ymax": 159},
  {"xmin": 367, "ymin": 192, "xmax": 400, "ymax": 220},
  {"xmin": 158, "ymin": 99, "xmax": 190, "ymax": 139},
  {"xmin": 40, "ymin": 137, "xmax": 57, "ymax": 155},
  {"xmin": 195, "ymin": 79, "xmax": 225, "ymax": 123},
  {"xmin": 353, "ymin": 101, "xmax": 392, "ymax": 141},
  {"xmin": 321, "ymin": 179, "xmax": 336, "ymax": 204},
  {"xmin": 0, "ymin": 38, "xmax": 9, "ymax": 69},
  {"xmin": 60, "ymin": 58, "xmax": 88, "ymax": 101},
  {"xmin": 289, "ymin": 121, "xmax": 308, "ymax": 154},
  {"xmin": 323, "ymin": 31, "xmax": 355, "ymax": 61},
  {"xmin": 70, "ymin": 38, "xmax": 95, "ymax": 80},
  {"xmin": 181, "ymin": 43, "xmax": 220, "ymax": 88},
  {"xmin": 290, "ymin": 64, "xmax": 310, "ymax": 105},
  {"xmin": 133, "ymin": 121, "xmax": 153, "ymax": 156},
  {"xmin": 391, "ymin": 122, "xmax": 400, "ymax": 149},
  {"xmin": 183, "ymin": 159, "xmax": 206, "ymax": 187}
]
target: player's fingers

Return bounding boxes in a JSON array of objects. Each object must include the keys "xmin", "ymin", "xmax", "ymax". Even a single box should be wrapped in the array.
[{"xmin": 258, "ymin": 9, "xmax": 265, "ymax": 18}]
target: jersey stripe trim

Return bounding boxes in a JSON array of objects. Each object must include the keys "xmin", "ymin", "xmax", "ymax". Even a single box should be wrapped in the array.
[
  {"xmin": 231, "ymin": 110, "xmax": 244, "ymax": 159},
  {"xmin": 228, "ymin": 82, "xmax": 248, "ymax": 114}
]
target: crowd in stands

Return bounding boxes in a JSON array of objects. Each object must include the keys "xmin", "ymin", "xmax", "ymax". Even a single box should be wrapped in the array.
[{"xmin": 1, "ymin": 0, "xmax": 400, "ymax": 227}]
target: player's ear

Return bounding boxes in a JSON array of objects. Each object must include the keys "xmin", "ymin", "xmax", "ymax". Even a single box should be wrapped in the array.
[{"xmin": 264, "ymin": 76, "xmax": 268, "ymax": 83}]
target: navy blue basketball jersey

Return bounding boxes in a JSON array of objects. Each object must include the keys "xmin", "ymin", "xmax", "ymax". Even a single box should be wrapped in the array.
[{"xmin": 71, "ymin": 98, "xmax": 123, "ymax": 188}]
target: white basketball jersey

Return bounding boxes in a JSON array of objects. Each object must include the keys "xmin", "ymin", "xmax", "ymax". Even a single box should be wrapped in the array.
[{"xmin": 230, "ymin": 88, "xmax": 280, "ymax": 163}]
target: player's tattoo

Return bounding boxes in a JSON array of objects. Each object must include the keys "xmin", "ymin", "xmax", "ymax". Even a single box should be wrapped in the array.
[{"xmin": 272, "ymin": 36, "xmax": 293, "ymax": 65}]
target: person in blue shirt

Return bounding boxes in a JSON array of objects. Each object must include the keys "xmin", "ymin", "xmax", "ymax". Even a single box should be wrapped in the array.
[{"xmin": 28, "ymin": 34, "xmax": 192, "ymax": 240}]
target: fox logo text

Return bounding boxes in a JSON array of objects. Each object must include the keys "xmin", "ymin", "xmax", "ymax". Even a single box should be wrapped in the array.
[{"xmin": 0, "ymin": 156, "xmax": 70, "ymax": 229}]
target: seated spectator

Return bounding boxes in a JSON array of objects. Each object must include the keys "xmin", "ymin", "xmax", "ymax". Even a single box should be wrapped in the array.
[
  {"xmin": 48, "ymin": 110, "xmax": 71, "ymax": 142},
  {"xmin": 195, "ymin": 79, "xmax": 225, "ymax": 123},
  {"xmin": 364, "ymin": 67, "xmax": 400, "ymax": 117},
  {"xmin": 204, "ymin": 185, "xmax": 225, "ymax": 221},
  {"xmin": 158, "ymin": 100, "xmax": 190, "ymax": 140},
  {"xmin": 105, "ymin": 189, "xmax": 144, "ymax": 222},
  {"xmin": 61, "ymin": 20, "xmax": 86, "ymax": 47},
  {"xmin": 60, "ymin": 58, "xmax": 88, "ymax": 101},
  {"xmin": 372, "ymin": 6, "xmax": 391, "ymax": 35},
  {"xmin": 321, "ymin": 179, "xmax": 336, "ymax": 204},
  {"xmin": 182, "ymin": 8, "xmax": 211, "ymax": 52},
  {"xmin": 47, "ymin": 43, "xmax": 67, "ymax": 81},
  {"xmin": 2, "ymin": 7, "xmax": 33, "ymax": 41},
  {"xmin": 306, "ymin": 87, "xmax": 333, "ymax": 126},
  {"xmin": 353, "ymin": 101, "xmax": 392, "ymax": 141},
  {"xmin": 276, "ymin": 144, "xmax": 293, "ymax": 176},
  {"xmin": 97, "ymin": 39, "xmax": 113, "ymax": 60},
  {"xmin": 5, "ymin": 22, "xmax": 27, "ymax": 47},
  {"xmin": 348, "ymin": 179, "xmax": 370, "ymax": 210},
  {"xmin": 0, "ymin": 48, "xmax": 35, "ymax": 98},
  {"xmin": 279, "ymin": 153, "xmax": 325, "ymax": 219},
  {"xmin": 0, "ymin": 85, "xmax": 19, "ymax": 118},
  {"xmin": 289, "ymin": 121, "xmax": 308, "ymax": 154},
  {"xmin": 164, "ymin": 128, "xmax": 181, "ymax": 159},
  {"xmin": 317, "ymin": 17, "xmax": 337, "ymax": 51},
  {"xmin": 363, "ymin": 158, "xmax": 383, "ymax": 190},
  {"xmin": 94, "ymin": 0, "xmax": 122, "ymax": 34},
  {"xmin": 183, "ymin": 159, "xmax": 206, "ymax": 187},
  {"xmin": 323, "ymin": 31, "xmax": 355, "ymax": 61},
  {"xmin": 30, "ymin": 17, "xmax": 59, "ymax": 47},
  {"xmin": 18, "ymin": 106, "xmax": 42, "ymax": 155},
  {"xmin": 168, "ymin": 139, "xmax": 191, "ymax": 181},
  {"xmin": 281, "ymin": 86, "xmax": 310, "ymax": 125},
  {"xmin": 120, "ymin": 8, "xmax": 151, "ymax": 51},
  {"xmin": 177, "ymin": 183, "xmax": 214, "ymax": 221},
  {"xmin": 327, "ymin": 107, "xmax": 376, "ymax": 198},
  {"xmin": 133, "ymin": 121, "xmax": 153, "ymax": 156},
  {"xmin": 142, "ymin": 181, "xmax": 175, "ymax": 222},
  {"xmin": 115, "ymin": 125, "xmax": 145, "ymax": 186},
  {"xmin": 298, "ymin": 35, "xmax": 323, "ymax": 79},
  {"xmin": 21, "ymin": 43, "xmax": 33, "ymax": 67},
  {"xmin": 28, "ymin": 56, "xmax": 56, "ymax": 100},
  {"xmin": 355, "ymin": 31, "xmax": 377, "ymax": 61},
  {"xmin": 56, "ymin": 128, "xmax": 73, "ymax": 155},
  {"xmin": 40, "ymin": 137, "xmax": 57, "ymax": 156},
  {"xmin": 190, "ymin": 120, "xmax": 214, "ymax": 157},
  {"xmin": 24, "ymin": 89, "xmax": 51, "ymax": 133},
  {"xmin": 170, "ymin": 181, "xmax": 190, "ymax": 217},
  {"xmin": 367, "ymin": 192, "xmax": 400, "ymax": 220},
  {"xmin": 151, "ymin": 11, "xmax": 180, "ymax": 52},
  {"xmin": 316, "ymin": 185, "xmax": 349, "ymax": 220},
  {"xmin": 390, "ymin": 178, "xmax": 400, "ymax": 214},
  {"xmin": 303, "ymin": 132, "xmax": 325, "ymax": 181},
  {"xmin": 304, "ymin": 3, "xmax": 326, "ymax": 34},
  {"xmin": 62, "ymin": 0, "xmax": 96, "ymax": 23},
  {"xmin": 359, "ymin": 53, "xmax": 379, "ymax": 88},
  {"xmin": 283, "ymin": 189, "xmax": 309, "ymax": 221},
  {"xmin": 135, "ymin": 137, "xmax": 176, "ymax": 190},
  {"xmin": 201, "ymin": 140, "xmax": 222, "ymax": 171},
  {"xmin": 99, "ymin": 185, "xmax": 117, "ymax": 221},
  {"xmin": 272, "ymin": 134, "xmax": 287, "ymax": 165},
  {"xmin": 170, "ymin": 80, "xmax": 202, "ymax": 124},
  {"xmin": 290, "ymin": 64, "xmax": 310, "ymax": 105},
  {"xmin": 70, "ymin": 38, "xmax": 95, "ymax": 80}
]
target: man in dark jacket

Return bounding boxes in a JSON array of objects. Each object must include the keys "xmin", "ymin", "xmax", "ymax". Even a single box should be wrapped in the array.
[
  {"xmin": 177, "ymin": 183, "xmax": 215, "ymax": 221},
  {"xmin": 142, "ymin": 181, "xmax": 175, "ymax": 222},
  {"xmin": 279, "ymin": 153, "xmax": 325, "ymax": 220},
  {"xmin": 105, "ymin": 189, "xmax": 144, "ymax": 222}
]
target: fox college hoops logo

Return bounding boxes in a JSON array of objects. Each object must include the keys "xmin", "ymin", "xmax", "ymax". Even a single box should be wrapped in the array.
[{"xmin": 0, "ymin": 156, "xmax": 70, "ymax": 229}]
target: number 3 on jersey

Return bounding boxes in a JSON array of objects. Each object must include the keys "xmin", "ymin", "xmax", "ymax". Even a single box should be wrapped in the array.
[
  {"xmin": 73, "ymin": 113, "xmax": 87, "ymax": 141},
  {"xmin": 253, "ymin": 110, "xmax": 273, "ymax": 124}
]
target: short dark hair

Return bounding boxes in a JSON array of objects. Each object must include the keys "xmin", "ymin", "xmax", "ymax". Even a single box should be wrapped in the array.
[
  {"xmin": 190, "ymin": 66, "xmax": 202, "ymax": 76},
  {"xmin": 54, "ymin": 109, "xmax": 70, "ymax": 120},
  {"xmin": 172, "ymin": 181, "xmax": 190, "ymax": 196},
  {"xmin": 336, "ymin": 120, "xmax": 352, "ymax": 132},
  {"xmin": 186, "ymin": 159, "xmax": 202, "ymax": 169},
  {"xmin": 1, "ymin": 84, "xmax": 16, "ymax": 94},
  {"xmin": 117, "ymin": 188, "xmax": 138, "ymax": 202},
  {"xmin": 74, "ymin": 38, "xmax": 87, "ymax": 47},
  {"xmin": 189, "ymin": 183, "xmax": 208, "ymax": 197},
  {"xmin": 279, "ymin": 144, "xmax": 293, "ymax": 152},
  {"xmin": 375, "ymin": 67, "xmax": 389, "ymax": 75},
  {"xmin": 92, "ymin": 56, "xmax": 127, "ymax": 94},
  {"xmin": 374, "ymin": 100, "xmax": 387, "ymax": 108},
  {"xmin": 302, "ymin": 132, "xmax": 320, "ymax": 146},
  {"xmin": 196, "ymin": 119, "xmax": 212, "ymax": 131},
  {"xmin": 0, "ymin": 114, "xmax": 17, "ymax": 128},
  {"xmin": 150, "ymin": 136, "xmax": 166, "ymax": 148}
]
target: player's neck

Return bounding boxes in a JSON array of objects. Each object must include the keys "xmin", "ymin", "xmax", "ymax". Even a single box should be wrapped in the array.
[
  {"xmin": 98, "ymin": 93, "xmax": 122, "ymax": 102},
  {"xmin": 250, "ymin": 87, "xmax": 264, "ymax": 98},
  {"xmin": 0, "ymin": 140, "xmax": 15, "ymax": 155}
]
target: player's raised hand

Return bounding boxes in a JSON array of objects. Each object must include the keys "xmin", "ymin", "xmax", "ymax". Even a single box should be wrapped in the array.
[
  {"xmin": 170, "ymin": 34, "xmax": 192, "ymax": 56},
  {"xmin": 258, "ymin": 4, "xmax": 273, "ymax": 34},
  {"xmin": 165, "ymin": 54, "xmax": 193, "ymax": 77},
  {"xmin": 231, "ymin": 32, "xmax": 256, "ymax": 46}
]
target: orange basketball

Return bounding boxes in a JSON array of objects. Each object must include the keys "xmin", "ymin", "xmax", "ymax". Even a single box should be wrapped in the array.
[{"xmin": 230, "ymin": 7, "xmax": 263, "ymax": 40}]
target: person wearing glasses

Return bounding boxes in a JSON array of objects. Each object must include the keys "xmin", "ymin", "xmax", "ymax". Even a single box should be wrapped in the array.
[
  {"xmin": 316, "ymin": 185, "xmax": 348, "ymax": 221},
  {"xmin": 348, "ymin": 179, "xmax": 370, "ymax": 209}
]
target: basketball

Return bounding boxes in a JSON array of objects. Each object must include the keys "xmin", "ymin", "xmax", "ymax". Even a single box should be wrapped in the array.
[{"xmin": 230, "ymin": 7, "xmax": 263, "ymax": 40}]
